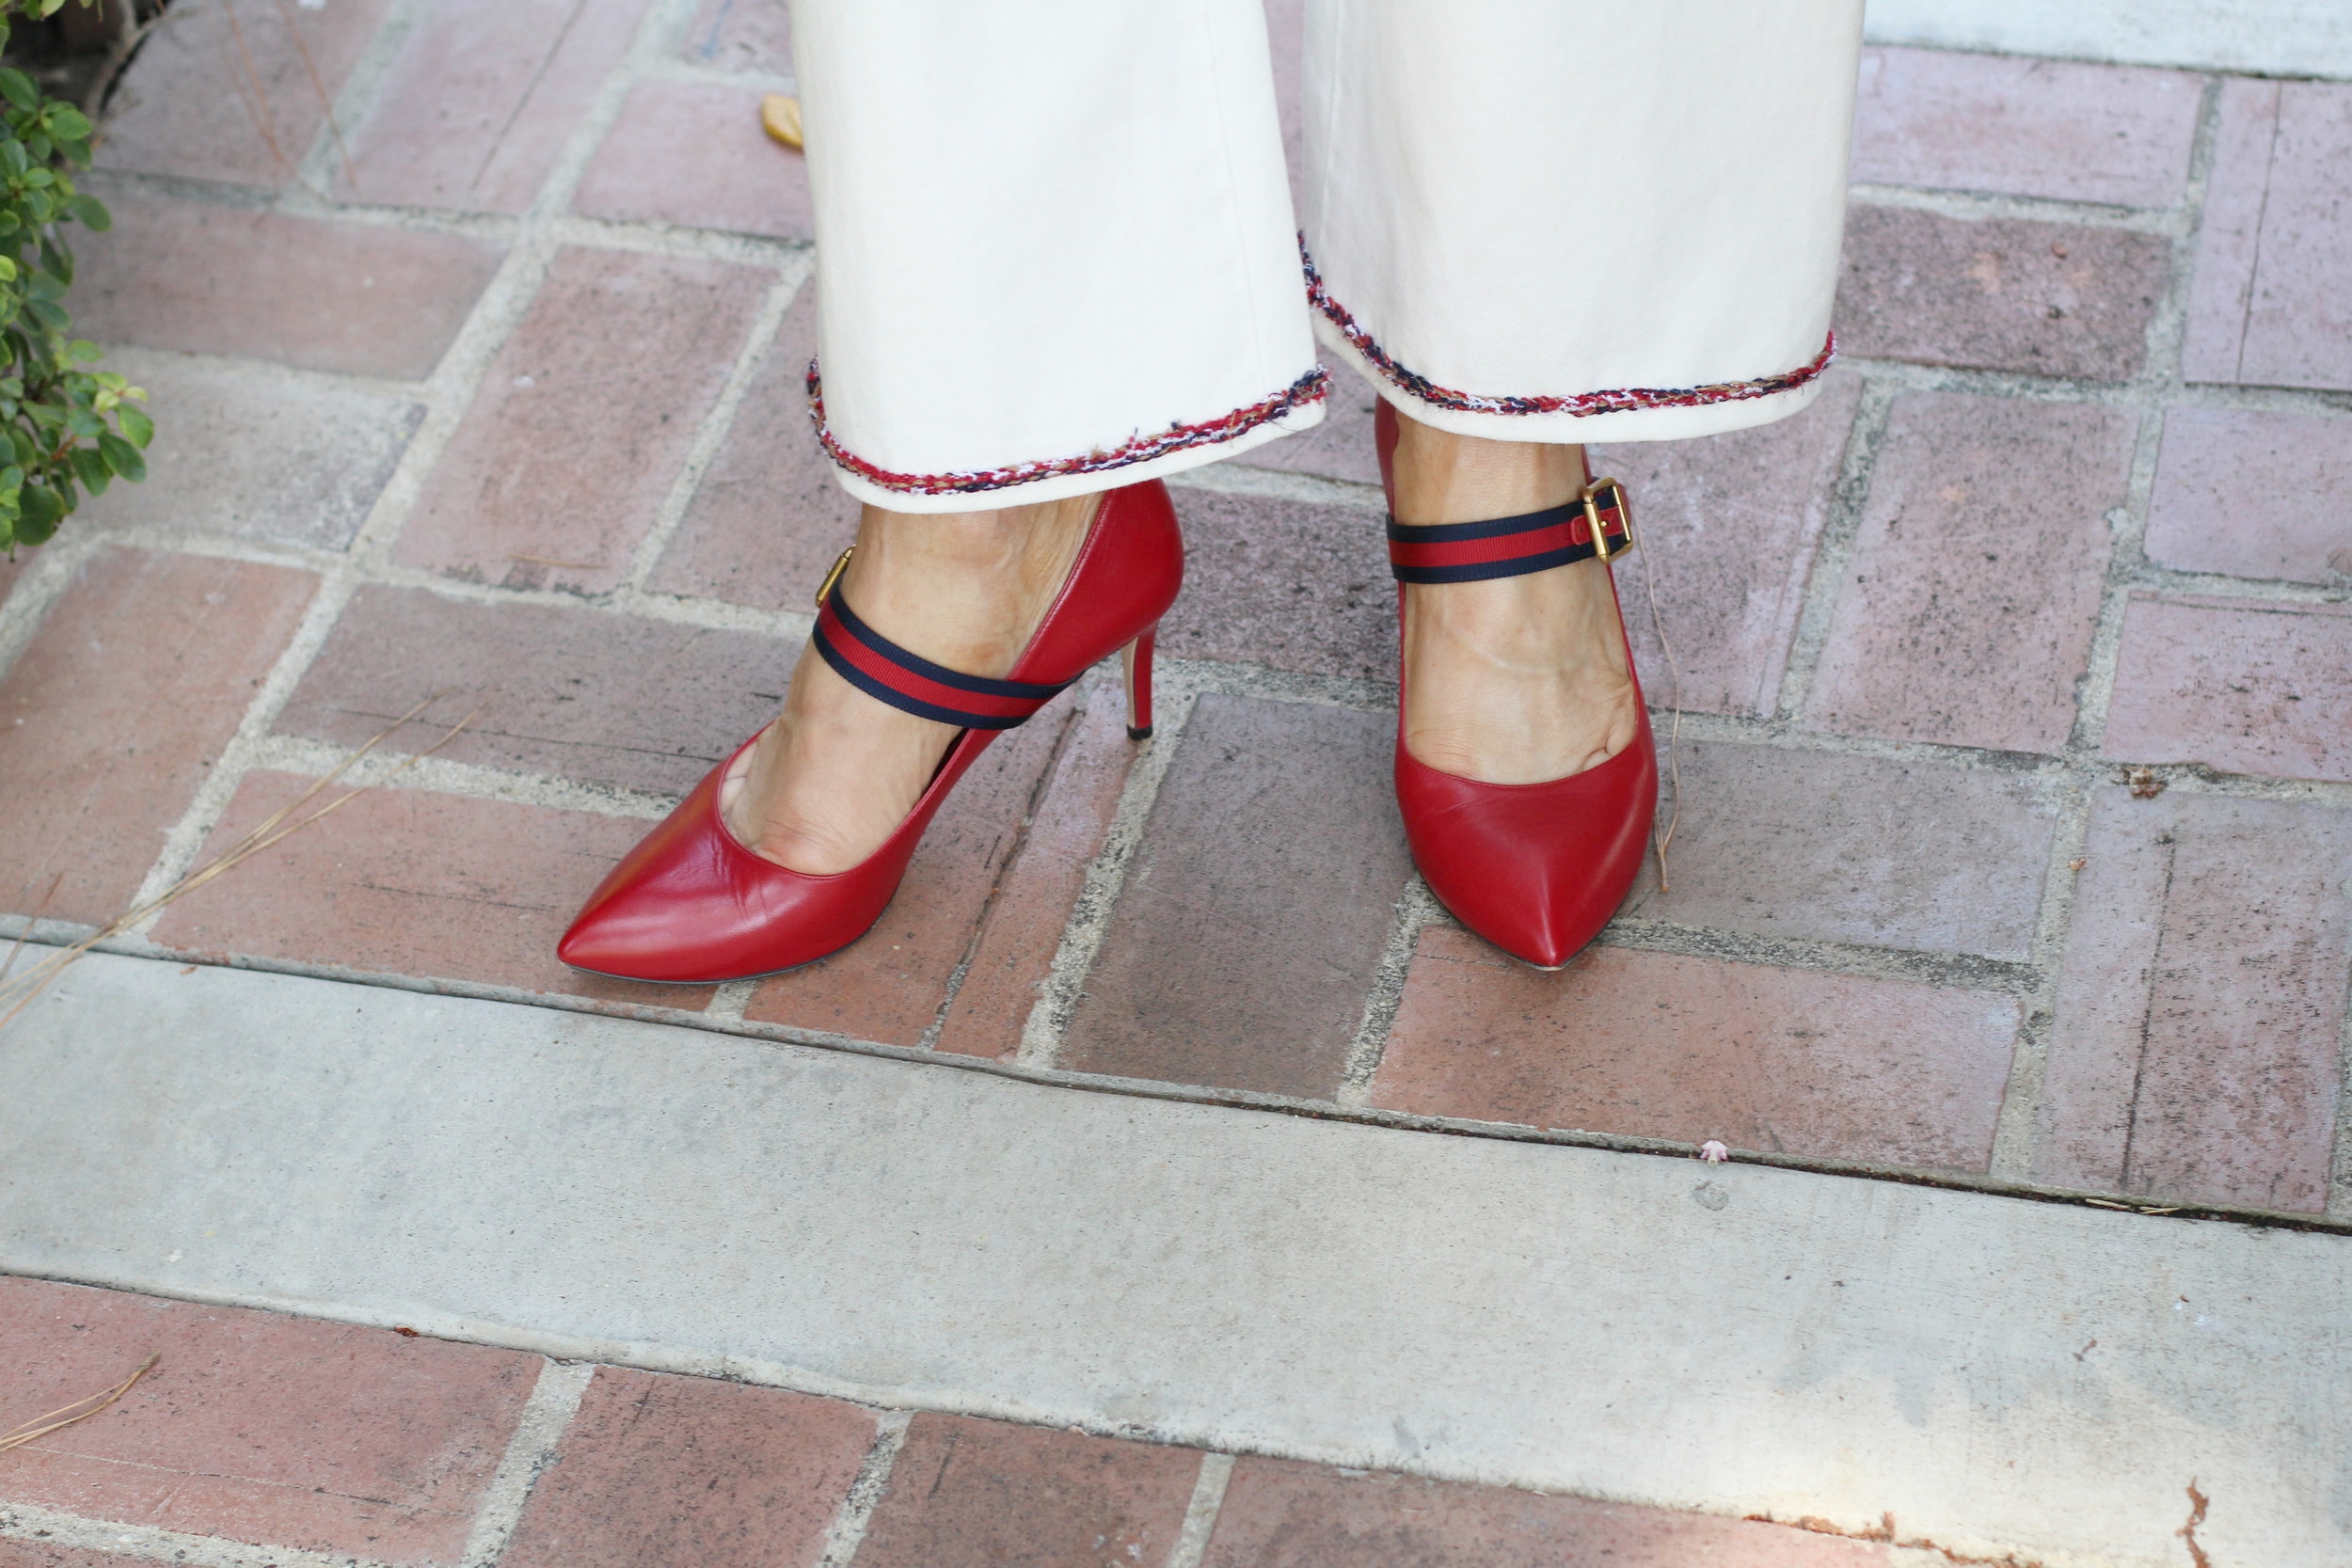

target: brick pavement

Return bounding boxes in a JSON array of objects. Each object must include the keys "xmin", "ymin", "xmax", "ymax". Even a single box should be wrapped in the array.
[{"xmin": 1, "ymin": 1, "xmax": 2350, "ymax": 1560}]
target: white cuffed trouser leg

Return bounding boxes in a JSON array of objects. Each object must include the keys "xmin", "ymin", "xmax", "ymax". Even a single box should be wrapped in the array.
[
  {"xmin": 1302, "ymin": 0, "xmax": 1865, "ymax": 444},
  {"xmin": 789, "ymin": 0, "xmax": 1320, "ymax": 514},
  {"xmin": 790, "ymin": 1, "xmax": 1865, "ymax": 512}
]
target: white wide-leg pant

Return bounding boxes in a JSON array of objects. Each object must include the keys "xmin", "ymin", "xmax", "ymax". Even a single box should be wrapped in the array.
[{"xmin": 791, "ymin": 0, "xmax": 1865, "ymax": 513}]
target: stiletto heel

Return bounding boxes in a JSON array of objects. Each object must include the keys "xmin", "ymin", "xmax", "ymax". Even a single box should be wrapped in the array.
[
  {"xmin": 1375, "ymin": 401, "xmax": 1656, "ymax": 970},
  {"xmin": 1121, "ymin": 624, "xmax": 1157, "ymax": 739},
  {"xmin": 558, "ymin": 480, "xmax": 1185, "ymax": 983}
]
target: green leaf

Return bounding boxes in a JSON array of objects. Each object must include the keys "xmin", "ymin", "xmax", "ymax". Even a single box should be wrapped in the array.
[
  {"xmin": 117, "ymin": 404, "xmax": 152, "ymax": 450},
  {"xmin": 1, "ymin": 139, "xmax": 29, "ymax": 177},
  {"xmin": 71, "ymin": 442, "xmax": 107, "ymax": 494},
  {"xmin": 25, "ymin": 268, "xmax": 63, "ymax": 302},
  {"xmin": 16, "ymin": 481, "xmax": 59, "ymax": 542},
  {"xmin": 64, "ymin": 408, "xmax": 101, "ymax": 438},
  {"xmin": 44, "ymin": 105, "xmax": 90, "ymax": 143},
  {"xmin": 63, "ymin": 193, "xmax": 106, "ymax": 232},
  {"xmin": 23, "ymin": 297, "xmax": 65, "ymax": 332},
  {"xmin": 97, "ymin": 430, "xmax": 143, "ymax": 483},
  {"xmin": 0, "ymin": 70, "xmax": 36, "ymax": 116}
]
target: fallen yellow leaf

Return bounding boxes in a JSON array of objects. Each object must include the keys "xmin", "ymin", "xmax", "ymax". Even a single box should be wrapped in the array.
[{"xmin": 761, "ymin": 94, "xmax": 803, "ymax": 150}]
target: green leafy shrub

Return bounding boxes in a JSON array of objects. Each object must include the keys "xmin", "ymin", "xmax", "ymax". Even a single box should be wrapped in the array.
[{"xmin": 0, "ymin": 0, "xmax": 149, "ymax": 554}]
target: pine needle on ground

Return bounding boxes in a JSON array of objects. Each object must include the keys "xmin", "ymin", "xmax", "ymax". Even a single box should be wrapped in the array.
[
  {"xmin": 0, "ymin": 695, "xmax": 485, "ymax": 1035},
  {"xmin": 0, "ymin": 1353, "xmax": 159, "ymax": 1452}
]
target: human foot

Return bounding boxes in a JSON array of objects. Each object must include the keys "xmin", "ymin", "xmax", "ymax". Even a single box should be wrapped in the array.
[
  {"xmin": 1387, "ymin": 412, "xmax": 1640, "ymax": 784},
  {"xmin": 720, "ymin": 495, "xmax": 1097, "ymax": 874}
]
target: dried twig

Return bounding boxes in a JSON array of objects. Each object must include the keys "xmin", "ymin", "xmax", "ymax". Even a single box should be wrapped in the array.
[
  {"xmin": 83, "ymin": 2, "xmax": 172, "ymax": 119},
  {"xmin": 220, "ymin": 0, "xmax": 289, "ymax": 177},
  {"xmin": 274, "ymin": 0, "xmax": 357, "ymax": 188},
  {"xmin": 0, "ymin": 870, "xmax": 64, "ymax": 987},
  {"xmin": 0, "ymin": 1353, "xmax": 159, "ymax": 1452},
  {"xmin": 0, "ymin": 694, "xmax": 485, "ymax": 1035},
  {"xmin": 1639, "ymin": 548, "xmax": 1683, "ymax": 893}
]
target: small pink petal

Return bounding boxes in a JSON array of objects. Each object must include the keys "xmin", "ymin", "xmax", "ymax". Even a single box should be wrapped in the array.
[{"xmin": 1698, "ymin": 1140, "xmax": 1729, "ymax": 1164}]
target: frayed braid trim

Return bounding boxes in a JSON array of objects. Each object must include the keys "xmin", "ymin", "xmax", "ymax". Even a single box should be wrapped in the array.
[
  {"xmin": 806, "ymin": 363, "xmax": 1329, "ymax": 498},
  {"xmin": 1302, "ymin": 244, "xmax": 1833, "ymax": 420}
]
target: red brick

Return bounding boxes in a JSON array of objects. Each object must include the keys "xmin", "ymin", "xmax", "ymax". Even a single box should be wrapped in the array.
[
  {"xmin": 1374, "ymin": 930, "xmax": 2018, "ymax": 1170},
  {"xmin": 2101, "ymin": 594, "xmax": 2352, "ymax": 784},
  {"xmin": 336, "ymin": 0, "xmax": 652, "ymax": 214},
  {"xmin": 744, "ymin": 704, "xmax": 1073, "ymax": 1045},
  {"xmin": 76, "ymin": 355, "xmax": 422, "ymax": 551},
  {"xmin": 647, "ymin": 285, "xmax": 862, "ymax": 610},
  {"xmin": 1163, "ymin": 490, "xmax": 1395, "ymax": 685},
  {"xmin": 2182, "ymin": 78, "xmax": 2282, "ymax": 385},
  {"xmin": 276, "ymin": 586, "xmax": 793, "ymax": 796},
  {"xmin": 2035, "ymin": 787, "xmax": 2352, "ymax": 1212},
  {"xmin": 2144, "ymin": 408, "xmax": 2352, "ymax": 584},
  {"xmin": 96, "ymin": 0, "xmax": 401, "ymax": 188},
  {"xmin": 1598, "ymin": 368, "xmax": 1862, "ymax": 718},
  {"xmin": 0, "ymin": 1277, "xmax": 538, "ymax": 1564},
  {"xmin": 681, "ymin": 0, "xmax": 792, "ymax": 74},
  {"xmin": 72, "ymin": 196, "xmax": 504, "ymax": 380},
  {"xmin": 1835, "ymin": 205, "xmax": 2168, "ymax": 380},
  {"xmin": 2182, "ymin": 80, "xmax": 2352, "ymax": 391},
  {"xmin": 1624, "ymin": 740, "xmax": 2057, "ymax": 961},
  {"xmin": 575, "ymin": 78, "xmax": 814, "ymax": 240},
  {"xmin": 852, "ymin": 1415, "xmax": 1200, "ymax": 1568},
  {"xmin": 1850, "ymin": 46, "xmax": 2201, "ymax": 208},
  {"xmin": 393, "ymin": 247, "xmax": 771, "ymax": 593},
  {"xmin": 151, "ymin": 771, "xmax": 710, "ymax": 1008},
  {"xmin": 499, "ymin": 1368, "xmax": 871, "ymax": 1568},
  {"xmin": 1206, "ymin": 1456, "xmax": 1890, "ymax": 1568},
  {"xmin": 0, "ymin": 548, "xmax": 316, "ymax": 926},
  {"xmin": 1805, "ymin": 394, "xmax": 2133, "ymax": 754},
  {"xmin": 1233, "ymin": 358, "xmax": 1385, "ymax": 487},
  {"xmin": 1062, "ymin": 694, "xmax": 1411, "ymax": 1098},
  {"xmin": 935, "ymin": 685, "xmax": 1136, "ymax": 1058}
]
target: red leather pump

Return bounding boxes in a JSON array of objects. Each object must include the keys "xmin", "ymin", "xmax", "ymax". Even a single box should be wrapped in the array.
[
  {"xmin": 1376, "ymin": 402, "xmax": 1657, "ymax": 970},
  {"xmin": 558, "ymin": 480, "xmax": 1183, "ymax": 983}
]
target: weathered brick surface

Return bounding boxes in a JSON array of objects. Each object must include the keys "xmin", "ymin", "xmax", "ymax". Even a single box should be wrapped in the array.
[
  {"xmin": 337, "ymin": 0, "xmax": 653, "ymax": 214},
  {"xmin": 1835, "ymin": 205, "xmax": 2168, "ymax": 380},
  {"xmin": 648, "ymin": 286, "xmax": 863, "ymax": 610},
  {"xmin": 394, "ymin": 247, "xmax": 772, "ymax": 594},
  {"xmin": 1625, "ymin": 740, "xmax": 2058, "ymax": 961},
  {"xmin": 1162, "ymin": 490, "xmax": 1394, "ymax": 685},
  {"xmin": 0, "ymin": 1543, "xmax": 145, "ymax": 1568},
  {"xmin": 499, "ymin": 1369, "xmax": 872, "ymax": 1568},
  {"xmin": 1806, "ymin": 394, "xmax": 2134, "ymax": 754},
  {"xmin": 276, "ymin": 586, "xmax": 792, "ymax": 797},
  {"xmin": 1233, "ymin": 359, "xmax": 1385, "ymax": 487},
  {"xmin": 0, "ymin": 1277, "xmax": 538, "ymax": 1564},
  {"xmin": 682, "ymin": 0, "xmax": 792, "ymax": 74},
  {"xmin": 2102, "ymin": 594, "xmax": 2352, "ymax": 784},
  {"xmin": 1850, "ymin": 46, "xmax": 2201, "ymax": 208},
  {"xmin": 1598, "ymin": 368, "xmax": 1862, "ymax": 718},
  {"xmin": 2182, "ymin": 79, "xmax": 2352, "ymax": 390},
  {"xmin": 935, "ymin": 687, "xmax": 1136, "ymax": 1057},
  {"xmin": 96, "ymin": 0, "xmax": 400, "ymax": 188},
  {"xmin": 0, "ymin": 548, "xmax": 316, "ymax": 926},
  {"xmin": 575, "ymin": 78, "xmax": 814, "ymax": 240},
  {"xmin": 72, "ymin": 196, "xmax": 504, "ymax": 381},
  {"xmin": 74, "ymin": 354, "xmax": 421, "ymax": 551},
  {"xmin": 2144, "ymin": 408, "xmax": 2352, "ymax": 584},
  {"xmin": 2035, "ymin": 788, "xmax": 2352, "ymax": 1212},
  {"xmin": 852, "ymin": 1415, "xmax": 1200, "ymax": 1568},
  {"xmin": 1374, "ymin": 930, "xmax": 2018, "ymax": 1170},
  {"xmin": 1061, "ymin": 694, "xmax": 1411, "ymax": 1098},
  {"xmin": 1206, "ymin": 1456, "xmax": 1891, "ymax": 1568},
  {"xmin": 151, "ymin": 772, "xmax": 711, "ymax": 1009},
  {"xmin": 746, "ymin": 704, "xmax": 1074, "ymax": 1045}
]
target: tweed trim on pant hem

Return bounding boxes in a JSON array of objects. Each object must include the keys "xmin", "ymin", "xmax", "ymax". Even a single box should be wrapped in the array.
[
  {"xmin": 1303, "ymin": 246, "xmax": 1834, "ymax": 420},
  {"xmin": 805, "ymin": 362, "xmax": 1329, "ymax": 498}
]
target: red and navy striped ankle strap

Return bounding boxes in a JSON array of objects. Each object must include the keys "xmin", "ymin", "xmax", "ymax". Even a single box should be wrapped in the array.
[
  {"xmin": 1386, "ymin": 477, "xmax": 1634, "ymax": 585},
  {"xmin": 810, "ymin": 549, "xmax": 1073, "ymax": 730}
]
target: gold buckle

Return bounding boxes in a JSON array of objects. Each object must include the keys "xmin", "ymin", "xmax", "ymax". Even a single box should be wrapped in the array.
[
  {"xmin": 814, "ymin": 545, "xmax": 854, "ymax": 609},
  {"xmin": 1581, "ymin": 477, "xmax": 1633, "ymax": 563}
]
